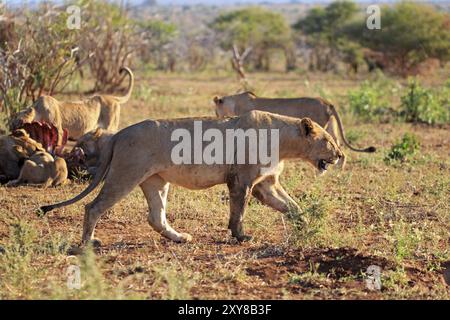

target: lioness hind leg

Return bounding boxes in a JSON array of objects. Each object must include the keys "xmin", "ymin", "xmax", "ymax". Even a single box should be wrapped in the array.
[
  {"xmin": 274, "ymin": 184, "xmax": 301, "ymax": 213},
  {"xmin": 81, "ymin": 168, "xmax": 143, "ymax": 245},
  {"xmin": 252, "ymin": 178, "xmax": 289, "ymax": 212},
  {"xmin": 326, "ymin": 117, "xmax": 346, "ymax": 169},
  {"xmin": 252, "ymin": 176, "xmax": 300, "ymax": 214},
  {"xmin": 140, "ymin": 175, "xmax": 192, "ymax": 243}
]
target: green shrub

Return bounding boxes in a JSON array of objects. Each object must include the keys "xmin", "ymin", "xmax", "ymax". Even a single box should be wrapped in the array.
[
  {"xmin": 392, "ymin": 221, "xmax": 423, "ymax": 262},
  {"xmin": 153, "ymin": 265, "xmax": 196, "ymax": 300},
  {"xmin": 343, "ymin": 2, "xmax": 450, "ymax": 76},
  {"xmin": 347, "ymin": 79, "xmax": 393, "ymax": 121},
  {"xmin": 384, "ymin": 133, "xmax": 420, "ymax": 163},
  {"xmin": 0, "ymin": 221, "xmax": 39, "ymax": 298},
  {"xmin": 286, "ymin": 192, "xmax": 329, "ymax": 246},
  {"xmin": 400, "ymin": 78, "xmax": 450, "ymax": 125}
]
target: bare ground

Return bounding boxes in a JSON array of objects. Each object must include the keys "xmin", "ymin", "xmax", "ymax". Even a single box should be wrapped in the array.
[{"xmin": 0, "ymin": 72, "xmax": 449, "ymax": 299}]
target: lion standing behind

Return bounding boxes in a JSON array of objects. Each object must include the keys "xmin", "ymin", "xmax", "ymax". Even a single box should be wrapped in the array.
[{"xmin": 11, "ymin": 67, "xmax": 134, "ymax": 146}]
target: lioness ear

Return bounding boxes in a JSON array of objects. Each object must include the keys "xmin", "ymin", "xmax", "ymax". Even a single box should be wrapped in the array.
[
  {"xmin": 213, "ymin": 96, "xmax": 223, "ymax": 105},
  {"xmin": 94, "ymin": 128, "xmax": 103, "ymax": 138},
  {"xmin": 300, "ymin": 118, "xmax": 314, "ymax": 136},
  {"xmin": 245, "ymin": 91, "xmax": 257, "ymax": 99},
  {"xmin": 13, "ymin": 145, "xmax": 28, "ymax": 159},
  {"xmin": 12, "ymin": 129, "xmax": 28, "ymax": 138}
]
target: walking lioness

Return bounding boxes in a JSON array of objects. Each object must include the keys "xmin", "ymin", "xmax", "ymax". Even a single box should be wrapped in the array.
[
  {"xmin": 213, "ymin": 92, "xmax": 375, "ymax": 168},
  {"xmin": 41, "ymin": 111, "xmax": 343, "ymax": 245}
]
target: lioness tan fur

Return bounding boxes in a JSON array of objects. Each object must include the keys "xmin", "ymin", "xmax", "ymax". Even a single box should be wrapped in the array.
[
  {"xmin": 0, "ymin": 129, "xmax": 45, "ymax": 181},
  {"xmin": 213, "ymin": 92, "xmax": 376, "ymax": 168},
  {"xmin": 11, "ymin": 67, "xmax": 134, "ymax": 145},
  {"xmin": 74, "ymin": 128, "xmax": 114, "ymax": 175},
  {"xmin": 6, "ymin": 151, "xmax": 68, "ymax": 188},
  {"xmin": 74, "ymin": 128, "xmax": 114, "ymax": 170},
  {"xmin": 41, "ymin": 111, "xmax": 343, "ymax": 245}
]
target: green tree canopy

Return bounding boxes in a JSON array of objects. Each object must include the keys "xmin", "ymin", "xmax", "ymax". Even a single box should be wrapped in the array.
[
  {"xmin": 138, "ymin": 20, "xmax": 178, "ymax": 69},
  {"xmin": 294, "ymin": 0, "xmax": 358, "ymax": 41},
  {"xmin": 139, "ymin": 20, "xmax": 178, "ymax": 46},
  {"xmin": 293, "ymin": 1, "xmax": 360, "ymax": 72},
  {"xmin": 344, "ymin": 2, "xmax": 450, "ymax": 72},
  {"xmin": 210, "ymin": 7, "xmax": 292, "ymax": 52}
]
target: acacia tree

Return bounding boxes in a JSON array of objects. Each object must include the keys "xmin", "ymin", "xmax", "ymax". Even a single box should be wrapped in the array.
[
  {"xmin": 210, "ymin": 7, "xmax": 294, "ymax": 72},
  {"xmin": 138, "ymin": 20, "xmax": 177, "ymax": 70},
  {"xmin": 344, "ymin": 2, "xmax": 450, "ymax": 75},
  {"xmin": 293, "ymin": 0, "xmax": 360, "ymax": 72}
]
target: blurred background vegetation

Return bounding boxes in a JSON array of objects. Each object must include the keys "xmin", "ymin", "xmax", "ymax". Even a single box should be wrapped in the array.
[
  {"xmin": 0, "ymin": 0, "xmax": 449, "ymax": 128},
  {"xmin": 0, "ymin": 1, "xmax": 449, "ymax": 299}
]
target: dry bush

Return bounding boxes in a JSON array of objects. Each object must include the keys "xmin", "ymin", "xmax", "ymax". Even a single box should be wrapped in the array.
[
  {"xmin": 78, "ymin": 1, "xmax": 137, "ymax": 92},
  {"xmin": 0, "ymin": 4, "xmax": 83, "ymax": 127}
]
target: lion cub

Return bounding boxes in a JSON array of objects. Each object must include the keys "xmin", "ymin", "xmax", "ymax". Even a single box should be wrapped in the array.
[
  {"xmin": 0, "ymin": 129, "xmax": 46, "ymax": 182},
  {"xmin": 6, "ymin": 151, "xmax": 68, "ymax": 188}
]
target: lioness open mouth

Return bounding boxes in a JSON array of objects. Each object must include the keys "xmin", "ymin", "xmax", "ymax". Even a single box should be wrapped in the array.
[{"xmin": 318, "ymin": 159, "xmax": 330, "ymax": 171}]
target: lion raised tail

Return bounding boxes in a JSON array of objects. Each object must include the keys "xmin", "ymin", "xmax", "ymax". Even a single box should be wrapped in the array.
[
  {"xmin": 39, "ymin": 136, "xmax": 116, "ymax": 215},
  {"xmin": 328, "ymin": 104, "xmax": 376, "ymax": 153},
  {"xmin": 115, "ymin": 67, "xmax": 134, "ymax": 104}
]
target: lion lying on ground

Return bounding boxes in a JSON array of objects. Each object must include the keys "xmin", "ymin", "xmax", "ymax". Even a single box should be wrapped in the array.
[
  {"xmin": 213, "ymin": 92, "xmax": 375, "ymax": 168},
  {"xmin": 41, "ymin": 111, "xmax": 343, "ymax": 245},
  {"xmin": 0, "ymin": 129, "xmax": 45, "ymax": 182},
  {"xmin": 11, "ymin": 67, "xmax": 134, "ymax": 146},
  {"xmin": 6, "ymin": 150, "xmax": 68, "ymax": 188}
]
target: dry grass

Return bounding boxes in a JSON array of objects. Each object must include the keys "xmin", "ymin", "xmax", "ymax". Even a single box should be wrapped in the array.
[{"xmin": 0, "ymin": 71, "xmax": 449, "ymax": 299}]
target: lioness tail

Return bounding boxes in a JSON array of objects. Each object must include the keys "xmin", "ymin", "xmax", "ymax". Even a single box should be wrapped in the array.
[
  {"xmin": 115, "ymin": 67, "xmax": 134, "ymax": 104},
  {"xmin": 328, "ymin": 104, "xmax": 376, "ymax": 153},
  {"xmin": 39, "ymin": 136, "xmax": 116, "ymax": 215}
]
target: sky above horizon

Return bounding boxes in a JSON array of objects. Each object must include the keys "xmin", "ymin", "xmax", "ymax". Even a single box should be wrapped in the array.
[
  {"xmin": 146, "ymin": 0, "xmax": 443, "ymax": 3},
  {"xmin": 144, "ymin": 0, "xmax": 445, "ymax": 4},
  {"xmin": 5, "ymin": 0, "xmax": 449, "ymax": 6}
]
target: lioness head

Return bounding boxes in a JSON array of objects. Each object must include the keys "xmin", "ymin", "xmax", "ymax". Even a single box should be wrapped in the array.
[
  {"xmin": 213, "ymin": 91, "xmax": 256, "ymax": 117},
  {"xmin": 10, "ymin": 107, "xmax": 35, "ymax": 130},
  {"xmin": 298, "ymin": 118, "xmax": 343, "ymax": 174},
  {"xmin": 75, "ymin": 128, "xmax": 113, "ymax": 167},
  {"xmin": 11, "ymin": 128, "xmax": 30, "ymax": 139},
  {"xmin": 75, "ymin": 128, "xmax": 104, "ymax": 160}
]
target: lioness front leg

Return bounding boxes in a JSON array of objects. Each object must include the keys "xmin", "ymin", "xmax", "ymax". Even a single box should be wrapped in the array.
[
  {"xmin": 140, "ymin": 175, "xmax": 192, "ymax": 243},
  {"xmin": 228, "ymin": 182, "xmax": 252, "ymax": 242},
  {"xmin": 252, "ymin": 176, "xmax": 299, "ymax": 213}
]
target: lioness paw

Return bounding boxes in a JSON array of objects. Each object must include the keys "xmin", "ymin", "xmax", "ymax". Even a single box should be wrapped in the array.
[
  {"xmin": 176, "ymin": 233, "xmax": 193, "ymax": 243},
  {"xmin": 235, "ymin": 234, "xmax": 253, "ymax": 243}
]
